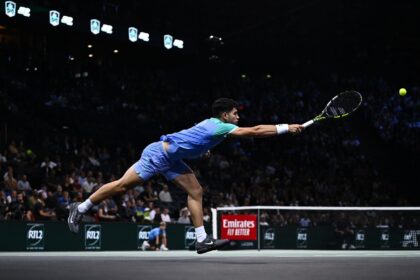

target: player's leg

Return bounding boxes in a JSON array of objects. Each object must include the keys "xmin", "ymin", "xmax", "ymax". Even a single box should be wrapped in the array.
[
  {"xmin": 68, "ymin": 142, "xmax": 161, "ymax": 234},
  {"xmin": 68, "ymin": 165, "xmax": 144, "ymax": 233},
  {"xmin": 171, "ymin": 172, "xmax": 204, "ymax": 228},
  {"xmin": 88, "ymin": 165, "xmax": 143, "ymax": 204},
  {"xmin": 169, "ymin": 163, "xmax": 229, "ymax": 254}
]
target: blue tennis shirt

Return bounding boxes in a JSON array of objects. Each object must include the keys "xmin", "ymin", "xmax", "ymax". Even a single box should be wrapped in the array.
[
  {"xmin": 148, "ymin": 227, "xmax": 166, "ymax": 240},
  {"xmin": 160, "ymin": 118, "xmax": 238, "ymax": 161}
]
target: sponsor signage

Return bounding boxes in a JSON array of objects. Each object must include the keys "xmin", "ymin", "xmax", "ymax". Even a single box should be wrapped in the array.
[
  {"xmin": 355, "ymin": 229, "xmax": 366, "ymax": 249},
  {"xmin": 380, "ymin": 229, "xmax": 390, "ymax": 249},
  {"xmin": 401, "ymin": 230, "xmax": 420, "ymax": 248},
  {"xmin": 263, "ymin": 227, "xmax": 276, "ymax": 249},
  {"xmin": 137, "ymin": 225, "xmax": 152, "ymax": 249},
  {"xmin": 26, "ymin": 223, "xmax": 44, "ymax": 250},
  {"xmin": 296, "ymin": 228, "xmax": 308, "ymax": 249},
  {"xmin": 184, "ymin": 226, "xmax": 196, "ymax": 249},
  {"xmin": 84, "ymin": 224, "xmax": 101, "ymax": 250},
  {"xmin": 221, "ymin": 214, "xmax": 257, "ymax": 240}
]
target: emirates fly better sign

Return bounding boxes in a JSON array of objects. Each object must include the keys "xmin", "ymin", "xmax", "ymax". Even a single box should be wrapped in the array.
[{"xmin": 221, "ymin": 214, "xmax": 257, "ymax": 240}]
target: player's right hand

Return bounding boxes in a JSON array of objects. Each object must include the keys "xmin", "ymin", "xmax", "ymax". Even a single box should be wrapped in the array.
[{"xmin": 288, "ymin": 124, "xmax": 304, "ymax": 135}]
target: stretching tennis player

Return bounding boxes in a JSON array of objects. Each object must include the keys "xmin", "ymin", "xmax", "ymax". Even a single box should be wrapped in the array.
[{"xmin": 68, "ymin": 98, "xmax": 304, "ymax": 254}]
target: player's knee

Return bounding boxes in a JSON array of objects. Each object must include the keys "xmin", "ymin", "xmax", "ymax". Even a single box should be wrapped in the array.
[{"xmin": 190, "ymin": 185, "xmax": 203, "ymax": 200}]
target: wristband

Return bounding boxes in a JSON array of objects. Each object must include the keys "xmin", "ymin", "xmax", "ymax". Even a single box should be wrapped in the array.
[{"xmin": 276, "ymin": 124, "xmax": 289, "ymax": 135}]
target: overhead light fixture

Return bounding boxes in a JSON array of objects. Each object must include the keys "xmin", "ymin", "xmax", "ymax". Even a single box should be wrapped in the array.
[
  {"xmin": 173, "ymin": 39, "xmax": 184, "ymax": 49},
  {"xmin": 61, "ymin": 15, "xmax": 73, "ymax": 26},
  {"xmin": 139, "ymin": 32, "xmax": 149, "ymax": 42},
  {"xmin": 101, "ymin": 24, "xmax": 113, "ymax": 34},
  {"xmin": 88, "ymin": 54, "xmax": 93, "ymax": 58},
  {"xmin": 128, "ymin": 27, "xmax": 138, "ymax": 42},
  {"xmin": 17, "ymin": 6, "xmax": 30, "ymax": 17},
  {"xmin": 49, "ymin": 10, "xmax": 60, "ymax": 26},
  {"xmin": 113, "ymin": 49, "xmax": 119, "ymax": 53},
  {"xmin": 164, "ymin": 34, "xmax": 173, "ymax": 49},
  {"xmin": 90, "ymin": 19, "xmax": 100, "ymax": 35},
  {"xmin": 5, "ymin": 1, "xmax": 16, "ymax": 17}
]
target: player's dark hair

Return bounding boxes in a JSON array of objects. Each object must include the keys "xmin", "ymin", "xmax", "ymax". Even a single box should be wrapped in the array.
[{"xmin": 212, "ymin": 98, "xmax": 238, "ymax": 117}]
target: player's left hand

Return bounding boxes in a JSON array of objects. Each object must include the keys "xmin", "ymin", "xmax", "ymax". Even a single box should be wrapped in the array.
[{"xmin": 288, "ymin": 124, "xmax": 304, "ymax": 135}]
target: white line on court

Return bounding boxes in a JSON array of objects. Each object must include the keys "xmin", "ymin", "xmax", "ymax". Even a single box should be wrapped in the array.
[{"xmin": 1, "ymin": 250, "xmax": 420, "ymax": 258}]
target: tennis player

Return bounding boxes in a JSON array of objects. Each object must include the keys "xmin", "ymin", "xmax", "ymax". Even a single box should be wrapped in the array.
[{"xmin": 68, "ymin": 98, "xmax": 304, "ymax": 254}]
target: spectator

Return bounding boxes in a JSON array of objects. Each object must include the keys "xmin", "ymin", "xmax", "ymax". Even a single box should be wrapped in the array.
[
  {"xmin": 40, "ymin": 156, "xmax": 58, "ymax": 178},
  {"xmin": 98, "ymin": 198, "xmax": 118, "ymax": 221},
  {"xmin": 260, "ymin": 212, "xmax": 269, "ymax": 226},
  {"xmin": 135, "ymin": 199, "xmax": 146, "ymax": 222},
  {"xmin": 203, "ymin": 208, "xmax": 211, "ymax": 223},
  {"xmin": 3, "ymin": 166, "xmax": 18, "ymax": 192},
  {"xmin": 0, "ymin": 152, "xmax": 7, "ymax": 165},
  {"xmin": 7, "ymin": 140, "xmax": 19, "ymax": 159},
  {"xmin": 123, "ymin": 198, "xmax": 137, "ymax": 222},
  {"xmin": 161, "ymin": 207, "xmax": 172, "ymax": 223},
  {"xmin": 177, "ymin": 208, "xmax": 191, "ymax": 224},
  {"xmin": 56, "ymin": 190, "xmax": 71, "ymax": 219},
  {"xmin": 6, "ymin": 192, "xmax": 30, "ymax": 220},
  {"xmin": 299, "ymin": 213, "xmax": 312, "ymax": 227},
  {"xmin": 150, "ymin": 205, "xmax": 162, "ymax": 223},
  {"xmin": 17, "ymin": 174, "xmax": 32, "ymax": 192},
  {"xmin": 158, "ymin": 184, "xmax": 173, "ymax": 203},
  {"xmin": 33, "ymin": 192, "xmax": 56, "ymax": 220},
  {"xmin": 0, "ymin": 191, "xmax": 8, "ymax": 220},
  {"xmin": 140, "ymin": 182, "xmax": 158, "ymax": 203},
  {"xmin": 143, "ymin": 201, "xmax": 154, "ymax": 223},
  {"xmin": 82, "ymin": 175, "xmax": 97, "ymax": 194}
]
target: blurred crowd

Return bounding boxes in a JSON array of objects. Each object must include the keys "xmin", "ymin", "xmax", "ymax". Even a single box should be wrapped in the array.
[{"xmin": 0, "ymin": 41, "xmax": 419, "ymax": 228}]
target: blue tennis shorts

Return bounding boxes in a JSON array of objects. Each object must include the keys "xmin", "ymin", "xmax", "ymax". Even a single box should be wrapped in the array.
[{"xmin": 133, "ymin": 141, "xmax": 191, "ymax": 181}]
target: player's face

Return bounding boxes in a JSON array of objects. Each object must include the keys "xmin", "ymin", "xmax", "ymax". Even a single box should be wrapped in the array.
[{"xmin": 224, "ymin": 108, "xmax": 239, "ymax": 125}]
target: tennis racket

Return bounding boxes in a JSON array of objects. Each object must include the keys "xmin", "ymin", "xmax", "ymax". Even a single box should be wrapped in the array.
[{"xmin": 302, "ymin": 90, "xmax": 363, "ymax": 128}]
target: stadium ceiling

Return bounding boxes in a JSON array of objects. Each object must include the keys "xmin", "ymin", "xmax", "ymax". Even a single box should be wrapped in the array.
[
  {"xmin": 47, "ymin": 1, "xmax": 418, "ymax": 56},
  {"xmin": 1, "ymin": 0, "xmax": 419, "ymax": 64}
]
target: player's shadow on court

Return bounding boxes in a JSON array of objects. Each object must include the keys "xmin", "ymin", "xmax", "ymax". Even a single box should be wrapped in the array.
[{"xmin": 151, "ymin": 259, "xmax": 269, "ymax": 265}]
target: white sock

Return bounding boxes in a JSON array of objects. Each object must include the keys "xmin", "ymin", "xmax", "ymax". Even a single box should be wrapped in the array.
[
  {"xmin": 195, "ymin": 226, "xmax": 207, "ymax": 243},
  {"xmin": 77, "ymin": 198, "xmax": 94, "ymax": 213}
]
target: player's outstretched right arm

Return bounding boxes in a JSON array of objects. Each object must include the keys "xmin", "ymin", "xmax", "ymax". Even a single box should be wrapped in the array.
[{"xmin": 229, "ymin": 124, "xmax": 303, "ymax": 138}]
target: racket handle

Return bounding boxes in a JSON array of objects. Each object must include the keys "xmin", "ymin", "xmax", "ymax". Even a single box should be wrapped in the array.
[{"xmin": 302, "ymin": 120, "xmax": 314, "ymax": 128}]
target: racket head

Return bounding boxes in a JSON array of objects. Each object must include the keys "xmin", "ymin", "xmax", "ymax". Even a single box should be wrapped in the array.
[{"xmin": 320, "ymin": 90, "xmax": 363, "ymax": 119}]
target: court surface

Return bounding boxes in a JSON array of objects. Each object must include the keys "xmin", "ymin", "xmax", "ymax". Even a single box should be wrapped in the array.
[{"xmin": 1, "ymin": 250, "xmax": 420, "ymax": 280}]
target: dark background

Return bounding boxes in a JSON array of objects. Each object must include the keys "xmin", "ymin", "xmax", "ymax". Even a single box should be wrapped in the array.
[{"xmin": 0, "ymin": 0, "xmax": 419, "ymax": 218}]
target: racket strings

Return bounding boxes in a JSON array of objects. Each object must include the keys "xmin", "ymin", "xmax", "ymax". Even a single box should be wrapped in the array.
[{"xmin": 325, "ymin": 91, "xmax": 362, "ymax": 117}]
